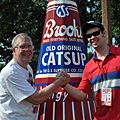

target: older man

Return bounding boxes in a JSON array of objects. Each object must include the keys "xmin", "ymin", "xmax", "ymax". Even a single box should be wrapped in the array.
[{"xmin": 0, "ymin": 33, "xmax": 70, "ymax": 120}]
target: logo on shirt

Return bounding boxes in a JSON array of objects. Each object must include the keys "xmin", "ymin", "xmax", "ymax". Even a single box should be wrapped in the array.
[
  {"xmin": 27, "ymin": 72, "xmax": 34, "ymax": 86},
  {"xmin": 32, "ymin": 105, "xmax": 38, "ymax": 114}
]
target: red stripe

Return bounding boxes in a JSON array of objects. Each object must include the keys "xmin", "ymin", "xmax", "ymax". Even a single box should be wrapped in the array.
[
  {"xmin": 35, "ymin": 77, "xmax": 82, "ymax": 84},
  {"xmin": 35, "ymin": 78, "xmax": 55, "ymax": 84}
]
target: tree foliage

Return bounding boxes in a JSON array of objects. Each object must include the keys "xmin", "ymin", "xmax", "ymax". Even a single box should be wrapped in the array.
[
  {"xmin": 110, "ymin": 0, "xmax": 120, "ymax": 46},
  {"xmin": 0, "ymin": 0, "xmax": 120, "ymax": 73},
  {"xmin": 0, "ymin": 0, "xmax": 47, "ymax": 73}
]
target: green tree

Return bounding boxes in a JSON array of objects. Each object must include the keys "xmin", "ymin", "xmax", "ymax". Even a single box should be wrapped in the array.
[
  {"xmin": 110, "ymin": 0, "xmax": 120, "ymax": 46},
  {"xmin": 0, "ymin": 0, "xmax": 47, "ymax": 74}
]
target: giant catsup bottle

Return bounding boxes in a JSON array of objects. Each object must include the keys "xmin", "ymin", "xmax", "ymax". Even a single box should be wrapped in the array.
[{"xmin": 35, "ymin": 0, "xmax": 96, "ymax": 120}]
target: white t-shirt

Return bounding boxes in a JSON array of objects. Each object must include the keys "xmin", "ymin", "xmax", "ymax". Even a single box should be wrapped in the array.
[{"xmin": 0, "ymin": 59, "xmax": 38, "ymax": 120}]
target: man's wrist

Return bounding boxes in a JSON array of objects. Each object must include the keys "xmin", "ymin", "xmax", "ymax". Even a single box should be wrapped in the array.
[
  {"xmin": 55, "ymin": 79, "xmax": 64, "ymax": 87},
  {"xmin": 61, "ymin": 85, "xmax": 66, "ymax": 88}
]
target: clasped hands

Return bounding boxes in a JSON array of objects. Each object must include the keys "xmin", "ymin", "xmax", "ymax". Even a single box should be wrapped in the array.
[{"xmin": 55, "ymin": 71, "xmax": 70, "ymax": 88}]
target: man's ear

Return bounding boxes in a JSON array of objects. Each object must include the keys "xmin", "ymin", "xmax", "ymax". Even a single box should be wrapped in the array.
[
  {"xmin": 12, "ymin": 48, "xmax": 15, "ymax": 53},
  {"xmin": 103, "ymin": 30, "xmax": 106, "ymax": 36}
]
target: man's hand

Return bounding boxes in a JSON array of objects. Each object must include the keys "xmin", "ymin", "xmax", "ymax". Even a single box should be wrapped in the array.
[
  {"xmin": 55, "ymin": 71, "xmax": 70, "ymax": 87},
  {"xmin": 26, "ymin": 71, "xmax": 70, "ymax": 104}
]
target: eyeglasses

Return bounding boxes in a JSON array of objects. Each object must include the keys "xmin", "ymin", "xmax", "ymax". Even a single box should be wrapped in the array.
[
  {"xmin": 86, "ymin": 30, "xmax": 101, "ymax": 38},
  {"xmin": 15, "ymin": 45, "xmax": 34, "ymax": 50}
]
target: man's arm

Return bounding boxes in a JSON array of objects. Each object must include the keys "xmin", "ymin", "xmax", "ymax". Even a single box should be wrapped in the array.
[
  {"xmin": 56, "ymin": 71, "xmax": 87, "ymax": 101},
  {"xmin": 26, "ymin": 72, "xmax": 70, "ymax": 105},
  {"xmin": 64, "ymin": 84, "xmax": 87, "ymax": 101}
]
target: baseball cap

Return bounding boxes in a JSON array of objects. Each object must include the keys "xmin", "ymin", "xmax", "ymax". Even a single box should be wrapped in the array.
[{"xmin": 82, "ymin": 21, "xmax": 104, "ymax": 34}]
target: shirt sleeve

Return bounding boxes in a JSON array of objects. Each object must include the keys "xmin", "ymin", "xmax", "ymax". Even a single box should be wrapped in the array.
[
  {"xmin": 77, "ymin": 66, "xmax": 92, "ymax": 94},
  {"xmin": 6, "ymin": 73, "xmax": 36, "ymax": 103}
]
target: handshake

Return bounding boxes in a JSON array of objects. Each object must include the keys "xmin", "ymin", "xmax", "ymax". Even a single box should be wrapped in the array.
[{"xmin": 55, "ymin": 71, "xmax": 70, "ymax": 88}]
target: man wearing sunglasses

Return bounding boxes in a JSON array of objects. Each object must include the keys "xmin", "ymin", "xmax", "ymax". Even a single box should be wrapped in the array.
[{"xmin": 56, "ymin": 21, "xmax": 120, "ymax": 119}]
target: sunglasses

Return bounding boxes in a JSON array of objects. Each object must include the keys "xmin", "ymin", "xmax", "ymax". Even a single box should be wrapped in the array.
[{"xmin": 86, "ymin": 30, "xmax": 101, "ymax": 38}]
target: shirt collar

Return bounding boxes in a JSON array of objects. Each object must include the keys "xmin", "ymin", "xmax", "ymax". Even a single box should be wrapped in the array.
[
  {"xmin": 109, "ymin": 44, "xmax": 116, "ymax": 55},
  {"xmin": 93, "ymin": 44, "xmax": 115, "ymax": 61}
]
